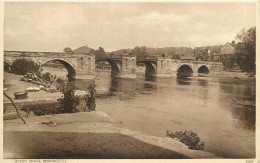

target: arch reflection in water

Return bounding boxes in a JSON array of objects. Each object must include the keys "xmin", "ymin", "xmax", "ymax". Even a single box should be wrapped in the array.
[
  {"xmin": 144, "ymin": 75, "xmax": 157, "ymax": 82},
  {"xmin": 176, "ymin": 77, "xmax": 192, "ymax": 85},
  {"xmin": 197, "ymin": 79, "xmax": 209, "ymax": 87}
]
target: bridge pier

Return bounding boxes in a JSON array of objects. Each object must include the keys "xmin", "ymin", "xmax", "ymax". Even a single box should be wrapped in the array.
[
  {"xmin": 193, "ymin": 72, "xmax": 199, "ymax": 77},
  {"xmin": 119, "ymin": 56, "xmax": 136, "ymax": 78},
  {"xmin": 156, "ymin": 72, "xmax": 172, "ymax": 78}
]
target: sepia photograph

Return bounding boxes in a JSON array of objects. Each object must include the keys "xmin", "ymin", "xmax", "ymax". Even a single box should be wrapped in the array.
[{"xmin": 1, "ymin": 1, "xmax": 258, "ymax": 161}]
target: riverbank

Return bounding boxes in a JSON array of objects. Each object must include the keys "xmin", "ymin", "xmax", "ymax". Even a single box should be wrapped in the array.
[
  {"xmin": 4, "ymin": 72, "xmax": 62, "ymax": 103},
  {"xmin": 210, "ymin": 71, "xmax": 254, "ymax": 80},
  {"xmin": 4, "ymin": 111, "xmax": 220, "ymax": 159}
]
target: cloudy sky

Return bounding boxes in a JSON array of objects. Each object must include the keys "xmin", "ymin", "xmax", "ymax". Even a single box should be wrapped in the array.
[{"xmin": 4, "ymin": 2, "xmax": 256, "ymax": 52}]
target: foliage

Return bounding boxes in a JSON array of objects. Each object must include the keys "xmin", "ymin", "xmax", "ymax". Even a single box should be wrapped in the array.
[
  {"xmin": 21, "ymin": 79, "xmax": 81, "ymax": 116},
  {"xmin": 97, "ymin": 47, "xmax": 105, "ymax": 55},
  {"xmin": 21, "ymin": 102, "xmax": 62, "ymax": 116},
  {"xmin": 55, "ymin": 77, "xmax": 67, "ymax": 91},
  {"xmin": 41, "ymin": 72, "xmax": 56, "ymax": 84},
  {"xmin": 63, "ymin": 47, "xmax": 74, "ymax": 54},
  {"xmin": 132, "ymin": 46, "xmax": 149, "ymax": 60},
  {"xmin": 59, "ymin": 81, "xmax": 80, "ymax": 113},
  {"xmin": 92, "ymin": 47, "xmax": 106, "ymax": 56},
  {"xmin": 235, "ymin": 27, "xmax": 256, "ymax": 76},
  {"xmin": 86, "ymin": 83, "xmax": 96, "ymax": 111},
  {"xmin": 166, "ymin": 130, "xmax": 205, "ymax": 150},
  {"xmin": 11, "ymin": 58, "xmax": 42, "ymax": 75},
  {"xmin": 4, "ymin": 62, "xmax": 11, "ymax": 72}
]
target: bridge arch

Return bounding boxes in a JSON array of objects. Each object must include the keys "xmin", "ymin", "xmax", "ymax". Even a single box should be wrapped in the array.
[
  {"xmin": 198, "ymin": 65, "xmax": 210, "ymax": 74},
  {"xmin": 137, "ymin": 61, "xmax": 157, "ymax": 76},
  {"xmin": 177, "ymin": 64, "xmax": 193, "ymax": 77},
  {"xmin": 41, "ymin": 58, "xmax": 77, "ymax": 79},
  {"xmin": 95, "ymin": 59, "xmax": 121, "ymax": 77}
]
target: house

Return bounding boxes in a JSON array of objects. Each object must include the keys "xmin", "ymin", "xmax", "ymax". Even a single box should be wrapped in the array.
[
  {"xmin": 220, "ymin": 41, "xmax": 236, "ymax": 58},
  {"xmin": 180, "ymin": 54, "xmax": 195, "ymax": 61},
  {"xmin": 212, "ymin": 53, "xmax": 221, "ymax": 61},
  {"xmin": 220, "ymin": 41, "xmax": 240, "ymax": 70}
]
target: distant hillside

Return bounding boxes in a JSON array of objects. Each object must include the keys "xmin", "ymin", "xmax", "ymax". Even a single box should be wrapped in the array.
[
  {"xmin": 73, "ymin": 46, "xmax": 94, "ymax": 53},
  {"xmin": 73, "ymin": 45, "xmax": 222, "ymax": 57},
  {"xmin": 110, "ymin": 45, "xmax": 222, "ymax": 57}
]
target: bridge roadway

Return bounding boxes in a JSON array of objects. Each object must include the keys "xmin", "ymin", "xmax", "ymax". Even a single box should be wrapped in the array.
[{"xmin": 4, "ymin": 51, "xmax": 222, "ymax": 79}]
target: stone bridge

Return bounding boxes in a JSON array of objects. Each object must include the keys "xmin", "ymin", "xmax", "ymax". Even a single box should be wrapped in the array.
[
  {"xmin": 95, "ymin": 54, "xmax": 136, "ymax": 78},
  {"xmin": 4, "ymin": 51, "xmax": 95, "ymax": 79},
  {"xmin": 137, "ymin": 56, "xmax": 222, "ymax": 77},
  {"xmin": 4, "ymin": 51, "xmax": 222, "ymax": 79}
]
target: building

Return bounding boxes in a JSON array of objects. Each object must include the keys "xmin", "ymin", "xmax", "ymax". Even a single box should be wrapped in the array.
[
  {"xmin": 220, "ymin": 41, "xmax": 240, "ymax": 70},
  {"xmin": 180, "ymin": 54, "xmax": 195, "ymax": 61},
  {"xmin": 212, "ymin": 53, "xmax": 221, "ymax": 61},
  {"xmin": 220, "ymin": 41, "xmax": 236, "ymax": 58}
]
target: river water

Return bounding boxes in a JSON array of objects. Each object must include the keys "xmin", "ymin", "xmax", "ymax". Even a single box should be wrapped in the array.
[{"xmin": 44, "ymin": 68, "xmax": 256, "ymax": 158}]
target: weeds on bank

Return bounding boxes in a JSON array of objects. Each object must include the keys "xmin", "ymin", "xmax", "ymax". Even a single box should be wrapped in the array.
[{"xmin": 166, "ymin": 130, "xmax": 205, "ymax": 150}]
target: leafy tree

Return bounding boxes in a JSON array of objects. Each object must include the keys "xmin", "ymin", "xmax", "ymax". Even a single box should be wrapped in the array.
[
  {"xmin": 98, "ymin": 47, "xmax": 105, "ymax": 55},
  {"xmin": 11, "ymin": 58, "xmax": 42, "ymax": 75},
  {"xmin": 132, "ymin": 46, "xmax": 149, "ymax": 60},
  {"xmin": 63, "ymin": 47, "xmax": 74, "ymax": 54},
  {"xmin": 93, "ymin": 47, "xmax": 106, "ymax": 56},
  {"xmin": 235, "ymin": 27, "xmax": 256, "ymax": 76}
]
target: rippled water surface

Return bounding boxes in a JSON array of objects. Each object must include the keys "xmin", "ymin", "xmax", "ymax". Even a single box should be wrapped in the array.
[
  {"xmin": 46, "ymin": 68, "xmax": 256, "ymax": 158},
  {"xmin": 93, "ymin": 71, "xmax": 255, "ymax": 158}
]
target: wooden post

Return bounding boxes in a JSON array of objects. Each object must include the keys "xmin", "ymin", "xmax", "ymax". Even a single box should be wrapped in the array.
[{"xmin": 3, "ymin": 92, "xmax": 26, "ymax": 124}]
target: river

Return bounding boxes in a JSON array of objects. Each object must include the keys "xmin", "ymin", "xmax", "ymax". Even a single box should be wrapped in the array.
[{"xmin": 44, "ymin": 67, "xmax": 256, "ymax": 158}]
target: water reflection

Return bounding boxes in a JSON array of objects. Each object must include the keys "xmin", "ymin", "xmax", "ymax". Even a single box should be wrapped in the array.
[
  {"xmin": 70, "ymin": 70, "xmax": 255, "ymax": 158},
  {"xmin": 197, "ymin": 79, "xmax": 209, "ymax": 87},
  {"xmin": 144, "ymin": 75, "xmax": 157, "ymax": 82},
  {"xmin": 176, "ymin": 77, "xmax": 192, "ymax": 85},
  {"xmin": 231, "ymin": 105, "xmax": 255, "ymax": 131}
]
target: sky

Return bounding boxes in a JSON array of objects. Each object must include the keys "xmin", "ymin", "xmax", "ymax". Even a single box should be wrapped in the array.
[{"xmin": 4, "ymin": 2, "xmax": 256, "ymax": 52}]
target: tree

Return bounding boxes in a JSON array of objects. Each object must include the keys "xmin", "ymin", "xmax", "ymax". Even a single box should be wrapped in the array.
[
  {"xmin": 93, "ymin": 47, "xmax": 105, "ymax": 56},
  {"xmin": 11, "ymin": 58, "xmax": 42, "ymax": 75},
  {"xmin": 63, "ymin": 47, "xmax": 74, "ymax": 54},
  {"xmin": 132, "ymin": 46, "xmax": 149, "ymax": 60},
  {"xmin": 235, "ymin": 27, "xmax": 256, "ymax": 76}
]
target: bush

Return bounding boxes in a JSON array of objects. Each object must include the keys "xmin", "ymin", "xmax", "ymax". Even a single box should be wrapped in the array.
[
  {"xmin": 55, "ymin": 77, "xmax": 67, "ymax": 91},
  {"xmin": 41, "ymin": 72, "xmax": 56, "ymax": 83},
  {"xmin": 59, "ymin": 81, "xmax": 79, "ymax": 113},
  {"xmin": 21, "ymin": 102, "xmax": 62, "ymax": 116},
  {"xmin": 4, "ymin": 62, "xmax": 11, "ymax": 72},
  {"xmin": 166, "ymin": 130, "xmax": 205, "ymax": 150},
  {"xmin": 22, "ymin": 80, "xmax": 80, "ymax": 115},
  {"xmin": 86, "ymin": 83, "xmax": 96, "ymax": 111},
  {"xmin": 11, "ymin": 58, "xmax": 42, "ymax": 75}
]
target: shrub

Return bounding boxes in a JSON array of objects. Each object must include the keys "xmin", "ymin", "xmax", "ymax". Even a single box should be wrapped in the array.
[
  {"xmin": 21, "ymin": 102, "xmax": 62, "ymax": 116},
  {"xmin": 41, "ymin": 72, "xmax": 56, "ymax": 83},
  {"xmin": 11, "ymin": 58, "xmax": 42, "ymax": 75},
  {"xmin": 22, "ymin": 80, "xmax": 80, "ymax": 115},
  {"xmin": 86, "ymin": 83, "xmax": 96, "ymax": 111},
  {"xmin": 166, "ymin": 130, "xmax": 205, "ymax": 150},
  {"xmin": 59, "ymin": 81, "xmax": 79, "ymax": 113},
  {"xmin": 55, "ymin": 77, "xmax": 67, "ymax": 91},
  {"xmin": 4, "ymin": 62, "xmax": 11, "ymax": 72}
]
